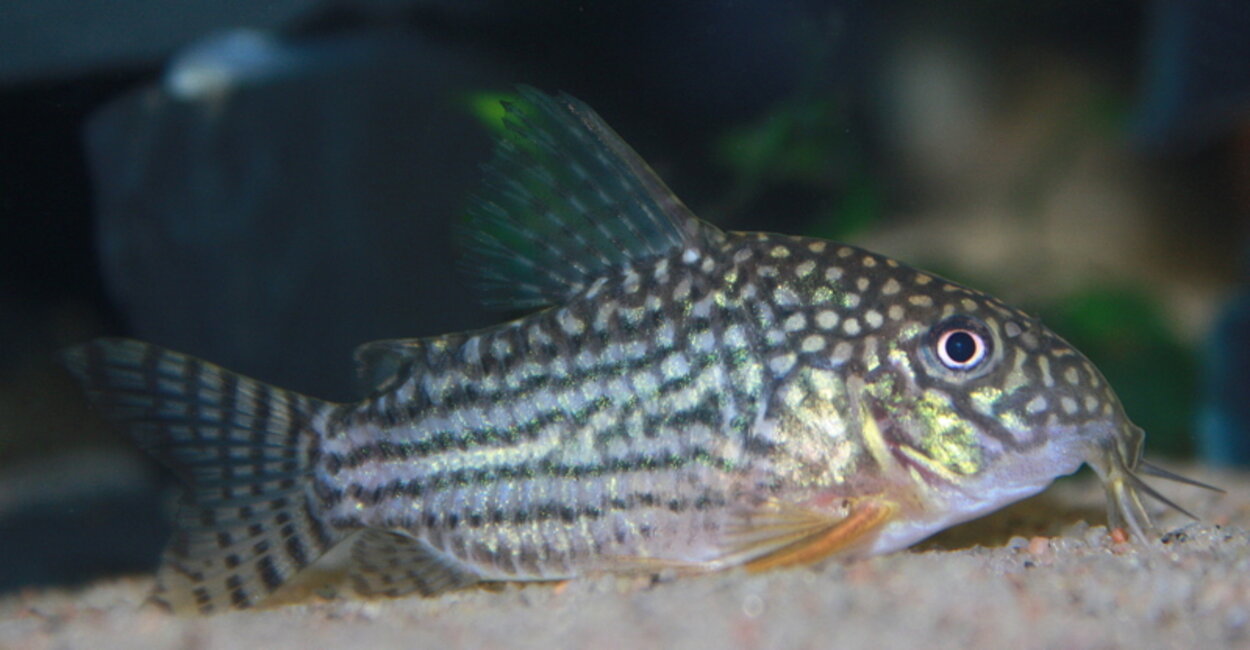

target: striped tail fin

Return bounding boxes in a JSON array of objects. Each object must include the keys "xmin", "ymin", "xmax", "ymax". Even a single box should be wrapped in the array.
[{"xmin": 63, "ymin": 338, "xmax": 346, "ymax": 614}]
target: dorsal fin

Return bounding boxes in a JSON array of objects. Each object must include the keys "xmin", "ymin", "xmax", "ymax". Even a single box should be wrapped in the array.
[{"xmin": 459, "ymin": 86, "xmax": 720, "ymax": 310}]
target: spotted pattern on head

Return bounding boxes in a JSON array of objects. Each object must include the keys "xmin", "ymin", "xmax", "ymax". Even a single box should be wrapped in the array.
[{"xmin": 725, "ymin": 233, "xmax": 1124, "ymax": 468}]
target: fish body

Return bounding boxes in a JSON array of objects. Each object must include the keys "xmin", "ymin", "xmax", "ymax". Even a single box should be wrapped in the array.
[{"xmin": 65, "ymin": 87, "xmax": 1212, "ymax": 614}]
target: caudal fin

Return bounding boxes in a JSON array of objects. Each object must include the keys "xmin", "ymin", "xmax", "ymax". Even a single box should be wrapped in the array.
[{"xmin": 63, "ymin": 338, "xmax": 345, "ymax": 614}]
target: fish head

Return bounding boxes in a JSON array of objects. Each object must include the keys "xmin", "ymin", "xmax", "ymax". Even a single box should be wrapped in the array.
[{"xmin": 762, "ymin": 239, "xmax": 1211, "ymax": 546}]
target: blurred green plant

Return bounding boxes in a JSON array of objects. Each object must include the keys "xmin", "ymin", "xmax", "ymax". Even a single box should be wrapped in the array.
[
  {"xmin": 717, "ymin": 98, "xmax": 848, "ymax": 188},
  {"xmin": 714, "ymin": 96, "xmax": 881, "ymax": 240},
  {"xmin": 1042, "ymin": 286, "xmax": 1197, "ymax": 458},
  {"xmin": 463, "ymin": 90, "xmax": 520, "ymax": 138}
]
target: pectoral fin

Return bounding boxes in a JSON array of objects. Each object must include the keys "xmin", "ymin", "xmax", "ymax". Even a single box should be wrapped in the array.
[
  {"xmin": 729, "ymin": 499, "xmax": 897, "ymax": 572},
  {"xmin": 588, "ymin": 500, "xmax": 897, "ymax": 579},
  {"xmin": 584, "ymin": 555, "xmax": 715, "ymax": 580}
]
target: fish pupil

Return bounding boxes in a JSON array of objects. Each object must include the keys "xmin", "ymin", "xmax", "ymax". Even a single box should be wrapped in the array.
[
  {"xmin": 934, "ymin": 323, "xmax": 987, "ymax": 370},
  {"xmin": 945, "ymin": 332, "xmax": 977, "ymax": 363}
]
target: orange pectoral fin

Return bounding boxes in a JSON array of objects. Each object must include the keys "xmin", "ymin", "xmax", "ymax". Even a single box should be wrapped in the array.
[
  {"xmin": 595, "ymin": 554, "xmax": 725, "ymax": 577},
  {"xmin": 743, "ymin": 500, "xmax": 897, "ymax": 573}
]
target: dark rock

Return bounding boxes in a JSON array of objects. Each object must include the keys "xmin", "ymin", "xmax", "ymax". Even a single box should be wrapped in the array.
[{"xmin": 85, "ymin": 33, "xmax": 510, "ymax": 400}]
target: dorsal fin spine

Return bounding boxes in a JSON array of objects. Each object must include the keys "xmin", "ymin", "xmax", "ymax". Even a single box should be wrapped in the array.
[{"xmin": 458, "ymin": 86, "xmax": 715, "ymax": 310}]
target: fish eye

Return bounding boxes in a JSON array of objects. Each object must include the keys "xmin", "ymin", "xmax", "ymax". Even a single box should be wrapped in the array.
[{"xmin": 930, "ymin": 316, "xmax": 991, "ymax": 371}]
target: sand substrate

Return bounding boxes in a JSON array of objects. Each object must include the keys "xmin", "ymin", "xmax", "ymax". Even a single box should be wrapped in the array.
[{"xmin": 2, "ymin": 465, "xmax": 1246, "ymax": 649}]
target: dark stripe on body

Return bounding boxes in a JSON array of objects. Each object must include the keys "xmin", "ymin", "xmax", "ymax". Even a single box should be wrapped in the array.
[
  {"xmin": 338, "ymin": 445, "xmax": 736, "ymax": 510},
  {"xmin": 330, "ymin": 353, "xmax": 733, "ymax": 472},
  {"xmin": 377, "ymin": 488, "xmax": 730, "ymax": 533}
]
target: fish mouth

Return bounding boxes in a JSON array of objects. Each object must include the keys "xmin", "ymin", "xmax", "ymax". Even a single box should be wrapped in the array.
[{"xmin": 1091, "ymin": 425, "xmax": 1222, "ymax": 541}]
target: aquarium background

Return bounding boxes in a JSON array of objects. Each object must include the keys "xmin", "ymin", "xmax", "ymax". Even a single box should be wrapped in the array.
[{"xmin": 1, "ymin": 0, "xmax": 1246, "ymax": 594}]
